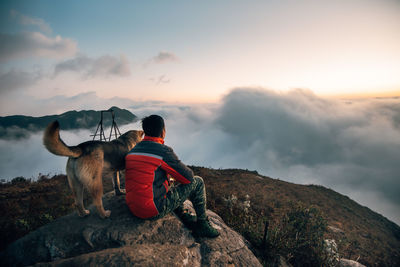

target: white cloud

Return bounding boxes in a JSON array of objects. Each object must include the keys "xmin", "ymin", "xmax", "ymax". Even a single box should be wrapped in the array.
[
  {"xmin": 0, "ymin": 69, "xmax": 41, "ymax": 93},
  {"xmin": 0, "ymin": 32, "xmax": 77, "ymax": 62},
  {"xmin": 54, "ymin": 54, "xmax": 131, "ymax": 78},
  {"xmin": 151, "ymin": 51, "xmax": 179, "ymax": 64},
  {"xmin": 10, "ymin": 9, "xmax": 52, "ymax": 34},
  {"xmin": 154, "ymin": 89, "xmax": 400, "ymax": 224},
  {"xmin": 149, "ymin": 74, "xmax": 171, "ymax": 85},
  {"xmin": 1, "ymin": 89, "xmax": 399, "ymax": 225},
  {"xmin": 0, "ymin": 130, "xmax": 90, "ymax": 180}
]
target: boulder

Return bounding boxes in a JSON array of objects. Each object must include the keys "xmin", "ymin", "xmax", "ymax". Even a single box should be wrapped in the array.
[
  {"xmin": 0, "ymin": 192, "xmax": 262, "ymax": 267},
  {"xmin": 339, "ymin": 259, "xmax": 366, "ymax": 267}
]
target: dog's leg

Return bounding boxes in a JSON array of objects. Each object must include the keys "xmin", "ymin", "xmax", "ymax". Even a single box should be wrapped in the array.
[
  {"xmin": 90, "ymin": 170, "xmax": 111, "ymax": 218},
  {"xmin": 90, "ymin": 182, "xmax": 111, "ymax": 218},
  {"xmin": 73, "ymin": 179, "xmax": 90, "ymax": 217},
  {"xmin": 67, "ymin": 160, "xmax": 90, "ymax": 217},
  {"xmin": 113, "ymin": 171, "xmax": 126, "ymax": 195}
]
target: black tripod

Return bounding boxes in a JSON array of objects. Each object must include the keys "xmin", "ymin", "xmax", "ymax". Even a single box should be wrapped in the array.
[
  {"xmin": 91, "ymin": 108, "xmax": 122, "ymax": 141},
  {"xmin": 91, "ymin": 108, "xmax": 125, "ymax": 195}
]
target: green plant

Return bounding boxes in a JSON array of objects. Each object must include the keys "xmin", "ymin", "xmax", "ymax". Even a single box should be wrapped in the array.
[
  {"xmin": 218, "ymin": 194, "xmax": 266, "ymax": 245},
  {"xmin": 263, "ymin": 202, "xmax": 332, "ymax": 266},
  {"xmin": 40, "ymin": 213, "xmax": 54, "ymax": 223},
  {"xmin": 15, "ymin": 219, "xmax": 30, "ymax": 231}
]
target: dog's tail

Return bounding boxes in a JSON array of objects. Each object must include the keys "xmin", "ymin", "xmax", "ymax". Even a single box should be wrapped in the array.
[{"xmin": 43, "ymin": 121, "xmax": 82, "ymax": 158}]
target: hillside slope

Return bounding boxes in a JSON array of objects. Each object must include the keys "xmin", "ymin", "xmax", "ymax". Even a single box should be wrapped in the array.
[
  {"xmin": 191, "ymin": 167, "xmax": 400, "ymax": 266},
  {"xmin": 1, "ymin": 167, "xmax": 399, "ymax": 266}
]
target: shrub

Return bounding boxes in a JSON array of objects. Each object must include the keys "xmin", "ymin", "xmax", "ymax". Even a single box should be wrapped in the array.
[
  {"xmin": 209, "ymin": 193, "xmax": 332, "ymax": 266},
  {"xmin": 15, "ymin": 219, "xmax": 30, "ymax": 231},
  {"xmin": 263, "ymin": 202, "xmax": 332, "ymax": 266},
  {"xmin": 40, "ymin": 213, "xmax": 54, "ymax": 223},
  {"xmin": 219, "ymin": 194, "xmax": 266, "ymax": 244},
  {"xmin": 37, "ymin": 173, "xmax": 51, "ymax": 181},
  {"xmin": 11, "ymin": 176, "xmax": 29, "ymax": 184}
]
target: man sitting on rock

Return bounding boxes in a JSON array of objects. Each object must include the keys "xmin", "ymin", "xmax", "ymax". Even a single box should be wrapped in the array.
[{"xmin": 125, "ymin": 115, "xmax": 219, "ymax": 238}]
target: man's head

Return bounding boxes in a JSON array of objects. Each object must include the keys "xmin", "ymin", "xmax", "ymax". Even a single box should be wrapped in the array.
[{"xmin": 141, "ymin": 115, "xmax": 165, "ymax": 138}]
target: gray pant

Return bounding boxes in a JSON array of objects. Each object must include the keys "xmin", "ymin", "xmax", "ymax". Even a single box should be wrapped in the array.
[{"xmin": 154, "ymin": 176, "xmax": 207, "ymax": 221}]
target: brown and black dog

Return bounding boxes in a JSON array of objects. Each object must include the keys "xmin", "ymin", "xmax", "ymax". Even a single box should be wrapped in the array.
[{"xmin": 43, "ymin": 121, "xmax": 143, "ymax": 218}]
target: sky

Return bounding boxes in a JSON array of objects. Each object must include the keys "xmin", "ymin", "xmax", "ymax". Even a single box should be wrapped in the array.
[
  {"xmin": 0, "ymin": 1, "xmax": 400, "ymax": 224},
  {"xmin": 1, "ymin": 0, "xmax": 400, "ymax": 114}
]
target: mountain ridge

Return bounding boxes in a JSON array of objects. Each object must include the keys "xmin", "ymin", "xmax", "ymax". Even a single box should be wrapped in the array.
[
  {"xmin": 0, "ymin": 106, "xmax": 138, "ymax": 139},
  {"xmin": 1, "ymin": 167, "xmax": 399, "ymax": 266}
]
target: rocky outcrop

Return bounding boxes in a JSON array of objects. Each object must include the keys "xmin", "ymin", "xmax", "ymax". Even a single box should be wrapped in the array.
[
  {"xmin": 325, "ymin": 239, "xmax": 366, "ymax": 267},
  {"xmin": 0, "ymin": 192, "xmax": 262, "ymax": 267},
  {"xmin": 339, "ymin": 259, "xmax": 366, "ymax": 267}
]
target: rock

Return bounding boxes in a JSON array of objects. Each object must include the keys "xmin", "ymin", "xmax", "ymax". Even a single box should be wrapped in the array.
[
  {"xmin": 278, "ymin": 255, "xmax": 292, "ymax": 267},
  {"xmin": 324, "ymin": 239, "xmax": 340, "ymax": 263},
  {"xmin": 339, "ymin": 259, "xmax": 366, "ymax": 267},
  {"xmin": 0, "ymin": 192, "xmax": 262, "ymax": 267},
  {"xmin": 327, "ymin": 225, "xmax": 344, "ymax": 234}
]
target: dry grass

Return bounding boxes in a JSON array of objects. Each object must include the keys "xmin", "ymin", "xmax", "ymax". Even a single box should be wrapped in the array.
[
  {"xmin": 191, "ymin": 166, "xmax": 400, "ymax": 267},
  {"xmin": 0, "ymin": 174, "xmax": 116, "ymax": 251},
  {"xmin": 1, "ymin": 167, "xmax": 399, "ymax": 266}
]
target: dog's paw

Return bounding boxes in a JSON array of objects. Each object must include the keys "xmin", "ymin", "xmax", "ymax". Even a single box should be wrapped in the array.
[
  {"xmin": 103, "ymin": 210, "xmax": 111, "ymax": 218},
  {"xmin": 78, "ymin": 209, "xmax": 90, "ymax": 217}
]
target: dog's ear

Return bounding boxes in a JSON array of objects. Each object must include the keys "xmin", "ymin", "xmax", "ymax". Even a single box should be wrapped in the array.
[{"xmin": 139, "ymin": 130, "xmax": 144, "ymax": 137}]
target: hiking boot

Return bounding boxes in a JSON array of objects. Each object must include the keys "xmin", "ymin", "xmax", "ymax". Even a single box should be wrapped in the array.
[
  {"xmin": 175, "ymin": 209, "xmax": 197, "ymax": 229},
  {"xmin": 193, "ymin": 218, "xmax": 220, "ymax": 238}
]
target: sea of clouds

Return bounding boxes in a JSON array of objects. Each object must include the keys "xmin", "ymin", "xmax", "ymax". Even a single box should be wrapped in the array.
[{"xmin": 1, "ymin": 88, "xmax": 399, "ymax": 225}]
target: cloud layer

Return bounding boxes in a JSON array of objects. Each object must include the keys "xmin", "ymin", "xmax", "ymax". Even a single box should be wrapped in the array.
[
  {"xmin": 0, "ymin": 69, "xmax": 41, "ymax": 93},
  {"xmin": 151, "ymin": 51, "xmax": 179, "ymax": 64},
  {"xmin": 213, "ymin": 89, "xmax": 400, "ymax": 200},
  {"xmin": 10, "ymin": 9, "xmax": 52, "ymax": 34},
  {"xmin": 54, "ymin": 54, "xmax": 131, "ymax": 78},
  {"xmin": 163, "ymin": 89, "xmax": 400, "ymax": 224},
  {"xmin": 0, "ymin": 32, "xmax": 77, "ymax": 63},
  {"xmin": 1, "ymin": 88, "xmax": 399, "ymax": 225}
]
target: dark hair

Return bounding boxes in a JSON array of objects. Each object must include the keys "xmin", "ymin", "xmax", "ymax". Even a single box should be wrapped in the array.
[{"xmin": 141, "ymin": 115, "xmax": 165, "ymax": 137}]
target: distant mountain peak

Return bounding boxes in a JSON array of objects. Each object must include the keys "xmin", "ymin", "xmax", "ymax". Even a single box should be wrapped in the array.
[{"xmin": 0, "ymin": 107, "xmax": 138, "ymax": 140}]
